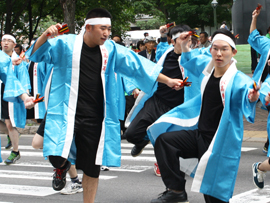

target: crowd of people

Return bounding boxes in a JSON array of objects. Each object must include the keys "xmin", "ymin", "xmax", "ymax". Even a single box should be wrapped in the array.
[{"xmin": 0, "ymin": 6, "xmax": 270, "ymax": 203}]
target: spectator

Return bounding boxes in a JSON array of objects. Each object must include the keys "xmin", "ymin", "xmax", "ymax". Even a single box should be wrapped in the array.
[
  {"xmin": 198, "ymin": 31, "xmax": 211, "ymax": 48},
  {"xmin": 220, "ymin": 21, "xmax": 230, "ymax": 31},
  {"xmin": 138, "ymin": 36, "xmax": 156, "ymax": 62},
  {"xmin": 137, "ymin": 40, "xmax": 146, "ymax": 52}
]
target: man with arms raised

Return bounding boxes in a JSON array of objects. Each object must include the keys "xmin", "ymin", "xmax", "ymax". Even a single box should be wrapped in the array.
[
  {"xmin": 26, "ymin": 8, "xmax": 183, "ymax": 203},
  {"xmin": 148, "ymin": 29, "xmax": 259, "ymax": 203}
]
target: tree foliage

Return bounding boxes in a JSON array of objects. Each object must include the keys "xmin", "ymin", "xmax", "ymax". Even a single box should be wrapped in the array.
[{"xmin": 0, "ymin": 0, "xmax": 233, "ymax": 44}]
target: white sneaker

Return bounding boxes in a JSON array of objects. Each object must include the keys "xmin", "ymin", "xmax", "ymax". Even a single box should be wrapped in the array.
[{"xmin": 60, "ymin": 182, "xmax": 83, "ymax": 195}]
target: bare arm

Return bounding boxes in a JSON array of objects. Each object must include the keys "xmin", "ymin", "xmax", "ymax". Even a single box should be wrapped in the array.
[
  {"xmin": 157, "ymin": 73, "xmax": 183, "ymax": 91},
  {"xmin": 180, "ymin": 32, "xmax": 191, "ymax": 53},
  {"xmin": 32, "ymin": 23, "xmax": 62, "ymax": 55},
  {"xmin": 250, "ymin": 9, "xmax": 261, "ymax": 34}
]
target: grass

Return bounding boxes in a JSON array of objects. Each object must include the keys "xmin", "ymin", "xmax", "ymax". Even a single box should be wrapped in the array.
[{"xmin": 234, "ymin": 44, "xmax": 252, "ymax": 74}]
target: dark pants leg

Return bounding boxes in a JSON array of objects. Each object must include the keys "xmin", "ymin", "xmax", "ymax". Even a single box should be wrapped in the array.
[
  {"xmin": 120, "ymin": 95, "xmax": 136, "ymax": 134},
  {"xmin": 124, "ymin": 94, "xmax": 171, "ymax": 146},
  {"xmin": 155, "ymin": 129, "xmax": 211, "ymax": 191},
  {"xmin": 49, "ymin": 156, "xmax": 68, "ymax": 169},
  {"xmin": 204, "ymin": 194, "xmax": 229, "ymax": 203}
]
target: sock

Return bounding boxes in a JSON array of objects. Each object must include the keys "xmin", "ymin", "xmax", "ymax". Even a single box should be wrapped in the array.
[
  {"xmin": 71, "ymin": 176, "xmax": 80, "ymax": 184},
  {"xmin": 12, "ymin": 151, "xmax": 19, "ymax": 155}
]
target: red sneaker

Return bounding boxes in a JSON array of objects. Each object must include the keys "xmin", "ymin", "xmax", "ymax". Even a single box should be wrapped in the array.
[{"xmin": 154, "ymin": 162, "xmax": 161, "ymax": 177}]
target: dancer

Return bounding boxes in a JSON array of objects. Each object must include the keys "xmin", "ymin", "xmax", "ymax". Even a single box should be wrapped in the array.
[
  {"xmin": 26, "ymin": 8, "xmax": 183, "ymax": 203},
  {"xmin": 148, "ymin": 29, "xmax": 259, "ymax": 203},
  {"xmin": 0, "ymin": 49, "xmax": 35, "ymax": 162},
  {"xmin": 1, "ymin": 34, "xmax": 31, "ymax": 165},
  {"xmin": 124, "ymin": 24, "xmax": 200, "ymax": 178}
]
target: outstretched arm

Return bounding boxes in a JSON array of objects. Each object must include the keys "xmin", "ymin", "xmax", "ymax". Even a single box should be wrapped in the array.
[
  {"xmin": 250, "ymin": 9, "xmax": 261, "ymax": 34},
  {"xmin": 32, "ymin": 23, "xmax": 62, "ymax": 55},
  {"xmin": 157, "ymin": 73, "xmax": 183, "ymax": 91}
]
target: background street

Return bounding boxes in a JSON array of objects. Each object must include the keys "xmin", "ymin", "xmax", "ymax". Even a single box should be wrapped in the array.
[{"xmin": 0, "ymin": 102, "xmax": 270, "ymax": 203}]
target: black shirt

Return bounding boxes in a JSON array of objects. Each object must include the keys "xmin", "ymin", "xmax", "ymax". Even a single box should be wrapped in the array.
[
  {"xmin": 75, "ymin": 42, "xmax": 103, "ymax": 118},
  {"xmin": 28, "ymin": 61, "xmax": 34, "ymax": 95},
  {"xmin": 155, "ymin": 50, "xmax": 184, "ymax": 108},
  {"xmin": 198, "ymin": 71, "xmax": 224, "ymax": 138}
]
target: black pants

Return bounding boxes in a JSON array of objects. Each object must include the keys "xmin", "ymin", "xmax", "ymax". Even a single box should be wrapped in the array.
[
  {"xmin": 124, "ymin": 94, "xmax": 172, "ymax": 146},
  {"xmin": 155, "ymin": 129, "xmax": 228, "ymax": 203},
  {"xmin": 120, "ymin": 95, "xmax": 136, "ymax": 134}
]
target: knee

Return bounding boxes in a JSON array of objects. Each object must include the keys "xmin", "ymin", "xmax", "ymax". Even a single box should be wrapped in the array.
[
  {"xmin": 5, "ymin": 120, "xmax": 13, "ymax": 131},
  {"xmin": 32, "ymin": 133, "xmax": 43, "ymax": 149},
  {"xmin": 49, "ymin": 156, "xmax": 67, "ymax": 168}
]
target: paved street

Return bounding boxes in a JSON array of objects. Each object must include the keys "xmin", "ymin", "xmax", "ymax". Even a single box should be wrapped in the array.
[{"xmin": 0, "ymin": 102, "xmax": 270, "ymax": 203}]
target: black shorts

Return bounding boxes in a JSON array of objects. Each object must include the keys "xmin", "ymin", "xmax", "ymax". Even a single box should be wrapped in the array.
[
  {"xmin": 1, "ymin": 99, "xmax": 9, "ymax": 119},
  {"xmin": 39, "ymin": 114, "xmax": 103, "ymax": 178},
  {"xmin": 36, "ymin": 114, "xmax": 46, "ymax": 137},
  {"xmin": 74, "ymin": 116, "xmax": 103, "ymax": 178}
]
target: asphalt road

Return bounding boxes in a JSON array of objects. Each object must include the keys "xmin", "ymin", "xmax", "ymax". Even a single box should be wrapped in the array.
[{"xmin": 0, "ymin": 135, "xmax": 269, "ymax": 203}]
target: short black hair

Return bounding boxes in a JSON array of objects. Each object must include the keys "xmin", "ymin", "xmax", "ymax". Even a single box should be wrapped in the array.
[
  {"xmin": 112, "ymin": 34, "xmax": 122, "ymax": 42},
  {"xmin": 200, "ymin": 31, "xmax": 208, "ymax": 38},
  {"xmin": 211, "ymin": 28, "xmax": 236, "ymax": 50},
  {"xmin": 267, "ymin": 27, "xmax": 270, "ymax": 33},
  {"xmin": 222, "ymin": 21, "xmax": 226, "ymax": 25},
  {"xmin": 86, "ymin": 8, "xmax": 112, "ymax": 20},
  {"xmin": 15, "ymin": 44, "xmax": 22, "ymax": 52},
  {"xmin": 137, "ymin": 40, "xmax": 145, "ymax": 50},
  {"xmin": 167, "ymin": 28, "xmax": 172, "ymax": 38},
  {"xmin": 170, "ymin": 24, "xmax": 191, "ymax": 43}
]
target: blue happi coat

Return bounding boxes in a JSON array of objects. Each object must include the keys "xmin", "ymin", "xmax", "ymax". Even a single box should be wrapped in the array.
[
  {"xmin": 0, "ymin": 50, "xmax": 28, "ymax": 162},
  {"xmin": 125, "ymin": 45, "xmax": 202, "ymax": 127},
  {"xmin": 155, "ymin": 39, "xmax": 173, "ymax": 62},
  {"xmin": 26, "ymin": 61, "xmax": 53, "ymax": 119},
  {"xmin": 147, "ymin": 49, "xmax": 257, "ymax": 202},
  {"xmin": 248, "ymin": 29, "xmax": 270, "ymax": 84},
  {"xmin": 1, "ymin": 52, "xmax": 31, "ymax": 128},
  {"xmin": 259, "ymin": 77, "xmax": 270, "ymax": 157},
  {"xmin": 26, "ymin": 34, "xmax": 162, "ymax": 167},
  {"xmin": 248, "ymin": 29, "xmax": 270, "ymax": 154}
]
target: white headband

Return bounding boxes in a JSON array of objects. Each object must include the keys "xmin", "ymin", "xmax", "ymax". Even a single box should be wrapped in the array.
[
  {"xmin": 2, "ymin": 35, "xmax": 16, "ymax": 44},
  {"xmin": 211, "ymin": 34, "xmax": 236, "ymax": 49},
  {"xmin": 172, "ymin": 32, "xmax": 181, "ymax": 40},
  {"xmin": 84, "ymin": 17, "xmax": 111, "ymax": 25},
  {"xmin": 79, "ymin": 17, "xmax": 111, "ymax": 35}
]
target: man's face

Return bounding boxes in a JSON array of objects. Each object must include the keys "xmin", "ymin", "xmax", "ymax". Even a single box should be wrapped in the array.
[
  {"xmin": 145, "ymin": 41, "xmax": 155, "ymax": 51},
  {"xmin": 1, "ymin": 38, "xmax": 15, "ymax": 54},
  {"xmin": 86, "ymin": 24, "xmax": 111, "ymax": 46},
  {"xmin": 200, "ymin": 33, "xmax": 207, "ymax": 44},
  {"xmin": 210, "ymin": 39, "xmax": 237, "ymax": 69},
  {"xmin": 14, "ymin": 47, "xmax": 21, "ymax": 55},
  {"xmin": 112, "ymin": 36, "xmax": 121, "ymax": 42}
]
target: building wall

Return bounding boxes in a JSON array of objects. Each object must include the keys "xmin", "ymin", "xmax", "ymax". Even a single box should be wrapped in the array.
[{"xmin": 232, "ymin": 0, "xmax": 270, "ymax": 44}]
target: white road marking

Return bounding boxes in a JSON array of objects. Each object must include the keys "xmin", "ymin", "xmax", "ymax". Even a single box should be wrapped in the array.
[
  {"xmin": 241, "ymin": 147, "xmax": 257, "ymax": 152},
  {"xmin": 0, "ymin": 184, "xmax": 58, "ymax": 197},
  {"xmin": 0, "ymin": 162, "xmax": 152, "ymax": 172},
  {"xmin": 230, "ymin": 185, "xmax": 270, "ymax": 203},
  {"xmin": 121, "ymin": 149, "xmax": 154, "ymax": 155},
  {"xmin": 121, "ymin": 143, "xmax": 153, "ymax": 148},
  {"xmin": 0, "ymin": 170, "xmax": 117, "ymax": 181}
]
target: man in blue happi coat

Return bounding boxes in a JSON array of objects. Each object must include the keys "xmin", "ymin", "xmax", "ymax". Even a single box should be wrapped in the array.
[
  {"xmin": 148, "ymin": 29, "xmax": 259, "ymax": 203},
  {"xmin": 26, "ymin": 8, "xmax": 183, "ymax": 203},
  {"xmin": 1, "ymin": 34, "xmax": 31, "ymax": 165},
  {"xmin": 0, "ymin": 49, "xmax": 35, "ymax": 163}
]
